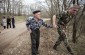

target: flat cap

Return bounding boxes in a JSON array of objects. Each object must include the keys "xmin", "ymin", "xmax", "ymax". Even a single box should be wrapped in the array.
[{"xmin": 33, "ymin": 10, "xmax": 41, "ymax": 14}]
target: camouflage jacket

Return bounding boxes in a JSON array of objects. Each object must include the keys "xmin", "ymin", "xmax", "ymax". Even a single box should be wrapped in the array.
[{"xmin": 57, "ymin": 11, "xmax": 72, "ymax": 26}]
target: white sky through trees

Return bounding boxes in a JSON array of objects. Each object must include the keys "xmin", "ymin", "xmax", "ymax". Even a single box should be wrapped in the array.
[
  {"xmin": 23, "ymin": 0, "xmax": 45, "ymax": 5},
  {"xmin": 23, "ymin": 0, "xmax": 85, "ymax": 5}
]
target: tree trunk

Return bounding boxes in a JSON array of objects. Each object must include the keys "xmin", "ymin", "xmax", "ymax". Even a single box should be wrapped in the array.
[{"xmin": 72, "ymin": 0, "xmax": 78, "ymax": 43}]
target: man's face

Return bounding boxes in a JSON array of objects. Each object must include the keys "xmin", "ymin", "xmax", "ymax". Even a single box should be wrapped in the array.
[
  {"xmin": 69, "ymin": 8, "xmax": 78, "ymax": 15},
  {"xmin": 34, "ymin": 12, "xmax": 41, "ymax": 19}
]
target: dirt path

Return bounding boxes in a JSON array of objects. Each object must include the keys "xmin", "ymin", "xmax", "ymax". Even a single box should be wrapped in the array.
[
  {"xmin": 0, "ymin": 19, "xmax": 53, "ymax": 55},
  {"xmin": 0, "ymin": 22, "xmax": 27, "ymax": 53},
  {"xmin": 0, "ymin": 19, "xmax": 75, "ymax": 55}
]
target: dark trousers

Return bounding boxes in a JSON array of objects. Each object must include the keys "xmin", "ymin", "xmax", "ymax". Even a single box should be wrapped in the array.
[
  {"xmin": 30, "ymin": 29, "xmax": 40, "ymax": 55},
  {"xmin": 7, "ymin": 23, "xmax": 11, "ymax": 29},
  {"xmin": 12, "ymin": 23, "xmax": 15, "ymax": 28}
]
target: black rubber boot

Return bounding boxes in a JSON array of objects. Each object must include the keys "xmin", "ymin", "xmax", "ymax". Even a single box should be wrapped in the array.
[
  {"xmin": 53, "ymin": 45, "xmax": 58, "ymax": 51},
  {"xmin": 67, "ymin": 47, "xmax": 74, "ymax": 55}
]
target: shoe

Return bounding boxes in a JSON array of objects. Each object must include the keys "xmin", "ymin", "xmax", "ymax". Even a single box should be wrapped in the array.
[
  {"xmin": 53, "ymin": 46, "xmax": 57, "ymax": 51},
  {"xmin": 70, "ymin": 52, "xmax": 74, "ymax": 55},
  {"xmin": 36, "ymin": 51, "xmax": 39, "ymax": 54}
]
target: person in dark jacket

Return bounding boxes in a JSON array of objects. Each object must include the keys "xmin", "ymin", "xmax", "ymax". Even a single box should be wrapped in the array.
[
  {"xmin": 7, "ymin": 16, "xmax": 11, "ymax": 29},
  {"xmin": 12, "ymin": 16, "xmax": 15, "ymax": 28}
]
